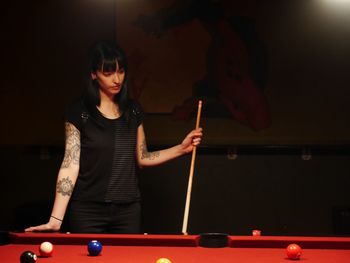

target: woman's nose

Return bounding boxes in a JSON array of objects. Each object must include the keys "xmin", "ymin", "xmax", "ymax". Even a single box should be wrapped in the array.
[{"xmin": 113, "ymin": 72, "xmax": 120, "ymax": 82}]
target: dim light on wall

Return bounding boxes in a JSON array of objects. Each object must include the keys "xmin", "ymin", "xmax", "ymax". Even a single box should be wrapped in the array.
[
  {"xmin": 317, "ymin": 0, "xmax": 350, "ymax": 8},
  {"xmin": 313, "ymin": 0, "xmax": 350, "ymax": 23},
  {"xmin": 319, "ymin": 0, "xmax": 350, "ymax": 3}
]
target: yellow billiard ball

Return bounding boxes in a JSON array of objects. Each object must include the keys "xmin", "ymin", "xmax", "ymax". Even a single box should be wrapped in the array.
[{"xmin": 156, "ymin": 258, "xmax": 172, "ymax": 263}]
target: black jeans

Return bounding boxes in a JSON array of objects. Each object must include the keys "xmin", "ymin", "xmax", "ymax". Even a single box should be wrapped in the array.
[{"xmin": 68, "ymin": 200, "xmax": 141, "ymax": 234}]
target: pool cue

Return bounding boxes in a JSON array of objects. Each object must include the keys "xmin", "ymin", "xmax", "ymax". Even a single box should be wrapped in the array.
[{"xmin": 182, "ymin": 100, "xmax": 202, "ymax": 235}]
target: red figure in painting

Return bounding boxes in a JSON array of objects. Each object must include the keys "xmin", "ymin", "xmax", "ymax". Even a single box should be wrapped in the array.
[{"xmin": 135, "ymin": 0, "xmax": 270, "ymax": 130}]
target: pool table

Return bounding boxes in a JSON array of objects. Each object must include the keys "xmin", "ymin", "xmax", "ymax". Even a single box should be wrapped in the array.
[{"xmin": 1, "ymin": 232, "xmax": 350, "ymax": 262}]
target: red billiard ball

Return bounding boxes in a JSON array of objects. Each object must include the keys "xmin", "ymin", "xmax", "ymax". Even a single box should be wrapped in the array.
[
  {"xmin": 286, "ymin": 243, "xmax": 302, "ymax": 260},
  {"xmin": 252, "ymin": 229, "xmax": 261, "ymax": 236},
  {"xmin": 88, "ymin": 240, "xmax": 103, "ymax": 256},
  {"xmin": 39, "ymin": 241, "xmax": 54, "ymax": 257}
]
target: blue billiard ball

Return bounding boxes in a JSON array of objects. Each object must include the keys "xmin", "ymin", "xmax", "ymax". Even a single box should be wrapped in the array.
[{"xmin": 87, "ymin": 240, "xmax": 102, "ymax": 256}]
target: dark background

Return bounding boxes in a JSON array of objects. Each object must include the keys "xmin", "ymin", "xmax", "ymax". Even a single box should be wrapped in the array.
[{"xmin": 0, "ymin": 0, "xmax": 349, "ymax": 236}]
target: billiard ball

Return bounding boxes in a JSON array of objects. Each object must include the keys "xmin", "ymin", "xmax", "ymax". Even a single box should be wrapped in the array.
[
  {"xmin": 252, "ymin": 229, "xmax": 261, "ymax": 236},
  {"xmin": 87, "ymin": 240, "xmax": 103, "ymax": 256},
  {"xmin": 39, "ymin": 241, "xmax": 54, "ymax": 257},
  {"xmin": 286, "ymin": 243, "xmax": 302, "ymax": 260},
  {"xmin": 20, "ymin": 251, "xmax": 37, "ymax": 263},
  {"xmin": 156, "ymin": 258, "xmax": 172, "ymax": 263}
]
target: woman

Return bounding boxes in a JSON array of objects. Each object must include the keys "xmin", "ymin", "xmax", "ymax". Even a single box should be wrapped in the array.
[{"xmin": 25, "ymin": 41, "xmax": 202, "ymax": 233}]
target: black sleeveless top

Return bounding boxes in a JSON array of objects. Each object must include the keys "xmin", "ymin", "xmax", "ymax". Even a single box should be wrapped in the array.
[{"xmin": 65, "ymin": 99, "xmax": 143, "ymax": 203}]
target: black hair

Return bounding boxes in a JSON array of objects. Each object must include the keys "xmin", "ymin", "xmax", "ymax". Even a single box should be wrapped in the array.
[{"xmin": 83, "ymin": 41, "xmax": 132, "ymax": 123}]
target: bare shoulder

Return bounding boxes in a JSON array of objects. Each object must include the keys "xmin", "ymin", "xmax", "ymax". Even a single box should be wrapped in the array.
[{"xmin": 65, "ymin": 122, "xmax": 80, "ymax": 135}]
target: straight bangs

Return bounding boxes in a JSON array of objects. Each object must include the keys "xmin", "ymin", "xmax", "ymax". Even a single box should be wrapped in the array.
[
  {"xmin": 100, "ymin": 53, "xmax": 127, "ymax": 73},
  {"xmin": 100, "ymin": 59, "xmax": 117, "ymax": 73}
]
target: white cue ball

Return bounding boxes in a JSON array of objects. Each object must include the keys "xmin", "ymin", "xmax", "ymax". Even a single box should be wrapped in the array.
[{"xmin": 39, "ymin": 241, "xmax": 54, "ymax": 257}]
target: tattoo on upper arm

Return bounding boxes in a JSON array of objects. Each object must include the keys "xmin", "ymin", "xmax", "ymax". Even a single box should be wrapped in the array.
[
  {"xmin": 61, "ymin": 122, "xmax": 80, "ymax": 169},
  {"xmin": 57, "ymin": 176, "xmax": 74, "ymax": 196},
  {"xmin": 140, "ymin": 139, "xmax": 160, "ymax": 160}
]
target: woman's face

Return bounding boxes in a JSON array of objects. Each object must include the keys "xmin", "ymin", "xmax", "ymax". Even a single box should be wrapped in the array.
[{"xmin": 91, "ymin": 63, "xmax": 125, "ymax": 97}]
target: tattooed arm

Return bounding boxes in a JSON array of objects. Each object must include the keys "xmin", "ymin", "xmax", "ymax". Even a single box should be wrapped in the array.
[
  {"xmin": 25, "ymin": 122, "xmax": 80, "ymax": 232},
  {"xmin": 136, "ymin": 124, "xmax": 203, "ymax": 167}
]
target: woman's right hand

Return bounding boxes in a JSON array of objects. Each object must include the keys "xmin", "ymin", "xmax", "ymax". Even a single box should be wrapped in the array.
[{"xmin": 25, "ymin": 219, "xmax": 61, "ymax": 232}]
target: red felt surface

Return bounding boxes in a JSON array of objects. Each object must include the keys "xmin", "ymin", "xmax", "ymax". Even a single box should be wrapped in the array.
[
  {"xmin": 229, "ymin": 235, "xmax": 350, "ymax": 249},
  {"xmin": 2, "ymin": 232, "xmax": 350, "ymax": 263},
  {"xmin": 3, "ymin": 244, "xmax": 350, "ymax": 263}
]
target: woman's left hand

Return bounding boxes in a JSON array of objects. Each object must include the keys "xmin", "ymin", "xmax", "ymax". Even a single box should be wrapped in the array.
[{"xmin": 180, "ymin": 128, "xmax": 203, "ymax": 154}]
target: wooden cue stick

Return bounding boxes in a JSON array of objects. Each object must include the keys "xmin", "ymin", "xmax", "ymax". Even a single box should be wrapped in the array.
[{"xmin": 182, "ymin": 100, "xmax": 202, "ymax": 235}]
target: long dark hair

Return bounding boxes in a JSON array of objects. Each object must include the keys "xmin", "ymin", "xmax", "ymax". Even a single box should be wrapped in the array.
[{"xmin": 83, "ymin": 41, "xmax": 132, "ymax": 122}]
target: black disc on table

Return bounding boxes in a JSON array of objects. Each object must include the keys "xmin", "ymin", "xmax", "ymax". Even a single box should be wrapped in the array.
[{"xmin": 199, "ymin": 233, "xmax": 229, "ymax": 248}]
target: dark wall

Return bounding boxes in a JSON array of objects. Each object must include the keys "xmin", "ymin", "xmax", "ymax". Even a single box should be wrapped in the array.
[
  {"xmin": 115, "ymin": 0, "xmax": 350, "ymax": 144},
  {"xmin": 0, "ymin": 0, "xmax": 116, "ymax": 145},
  {"xmin": 0, "ymin": 1, "xmax": 349, "ymax": 236},
  {"xmin": 140, "ymin": 151, "xmax": 350, "ymax": 235},
  {"xmin": 0, "ymin": 0, "xmax": 116, "ymax": 227},
  {"xmin": 2, "ymin": 146, "xmax": 350, "ymax": 236},
  {"xmin": 2, "ymin": 1, "xmax": 350, "ymax": 145}
]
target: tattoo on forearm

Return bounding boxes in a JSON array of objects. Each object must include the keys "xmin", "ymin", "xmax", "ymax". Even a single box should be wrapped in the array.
[
  {"xmin": 140, "ymin": 139, "xmax": 160, "ymax": 160},
  {"xmin": 57, "ymin": 176, "xmax": 74, "ymax": 196},
  {"xmin": 61, "ymin": 122, "xmax": 80, "ymax": 168}
]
